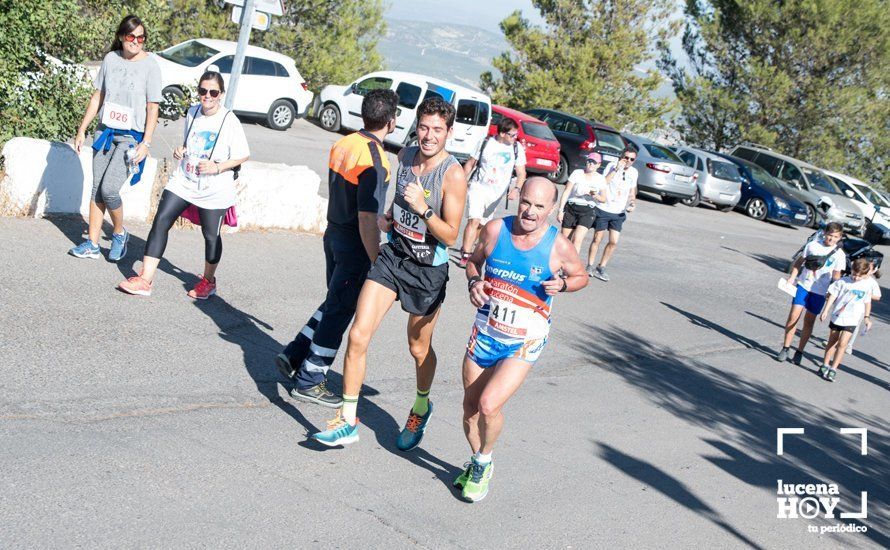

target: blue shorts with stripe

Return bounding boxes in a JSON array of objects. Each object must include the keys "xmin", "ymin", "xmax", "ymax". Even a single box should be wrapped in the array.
[{"xmin": 465, "ymin": 325, "xmax": 548, "ymax": 369}]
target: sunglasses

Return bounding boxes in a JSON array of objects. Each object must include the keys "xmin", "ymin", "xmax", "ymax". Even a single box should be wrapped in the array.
[
  {"xmin": 623, "ymin": 156, "xmax": 636, "ymax": 161},
  {"xmin": 586, "ymin": 159, "xmax": 600, "ymax": 164},
  {"xmin": 124, "ymin": 33, "xmax": 146, "ymax": 44},
  {"xmin": 507, "ymin": 132, "xmax": 519, "ymax": 138},
  {"xmin": 197, "ymin": 87, "xmax": 221, "ymax": 98}
]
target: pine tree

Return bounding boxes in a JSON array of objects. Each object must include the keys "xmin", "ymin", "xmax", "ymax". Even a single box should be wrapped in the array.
[{"xmin": 480, "ymin": 0, "xmax": 678, "ymax": 132}]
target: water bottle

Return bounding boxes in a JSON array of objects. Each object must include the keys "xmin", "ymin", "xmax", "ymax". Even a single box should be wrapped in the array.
[{"xmin": 126, "ymin": 144, "xmax": 139, "ymax": 177}]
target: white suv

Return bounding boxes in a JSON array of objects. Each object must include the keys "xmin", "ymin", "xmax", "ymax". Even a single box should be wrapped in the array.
[
  {"xmin": 154, "ymin": 38, "xmax": 313, "ymax": 131},
  {"xmin": 317, "ymin": 71, "xmax": 491, "ymax": 162}
]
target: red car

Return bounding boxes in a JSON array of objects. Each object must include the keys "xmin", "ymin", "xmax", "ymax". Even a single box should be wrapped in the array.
[{"xmin": 488, "ymin": 105, "xmax": 561, "ymax": 175}]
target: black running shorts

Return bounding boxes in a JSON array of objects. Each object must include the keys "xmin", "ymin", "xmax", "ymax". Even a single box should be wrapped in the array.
[
  {"xmin": 366, "ymin": 243, "xmax": 449, "ymax": 316},
  {"xmin": 562, "ymin": 203, "xmax": 597, "ymax": 229}
]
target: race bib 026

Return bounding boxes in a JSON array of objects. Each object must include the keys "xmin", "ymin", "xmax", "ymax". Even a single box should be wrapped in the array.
[
  {"xmin": 393, "ymin": 203, "xmax": 427, "ymax": 242},
  {"xmin": 101, "ymin": 101, "xmax": 134, "ymax": 131}
]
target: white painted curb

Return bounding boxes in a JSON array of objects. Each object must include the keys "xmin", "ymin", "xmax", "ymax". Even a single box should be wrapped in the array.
[{"xmin": 1, "ymin": 137, "xmax": 327, "ymax": 234}]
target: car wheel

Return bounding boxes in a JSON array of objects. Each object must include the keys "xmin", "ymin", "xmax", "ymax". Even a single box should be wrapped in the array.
[
  {"xmin": 318, "ymin": 103, "xmax": 341, "ymax": 132},
  {"xmin": 745, "ymin": 198, "xmax": 768, "ymax": 220},
  {"xmin": 161, "ymin": 86, "xmax": 185, "ymax": 121},
  {"xmin": 717, "ymin": 204, "xmax": 734, "ymax": 212},
  {"xmin": 681, "ymin": 189, "xmax": 701, "ymax": 208},
  {"xmin": 548, "ymin": 155, "xmax": 569, "ymax": 184},
  {"xmin": 661, "ymin": 196, "xmax": 680, "ymax": 206},
  {"xmin": 804, "ymin": 204, "xmax": 817, "ymax": 228},
  {"xmin": 267, "ymin": 100, "xmax": 295, "ymax": 131}
]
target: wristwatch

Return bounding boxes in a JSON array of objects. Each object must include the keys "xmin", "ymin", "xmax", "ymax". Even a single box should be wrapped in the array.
[
  {"xmin": 468, "ymin": 275, "xmax": 483, "ymax": 292},
  {"xmin": 558, "ymin": 274, "xmax": 568, "ymax": 292},
  {"xmin": 423, "ymin": 207, "xmax": 434, "ymax": 220}
]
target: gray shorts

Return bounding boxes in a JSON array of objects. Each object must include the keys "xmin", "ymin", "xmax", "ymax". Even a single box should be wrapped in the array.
[{"xmin": 91, "ymin": 134, "xmax": 136, "ymax": 210}]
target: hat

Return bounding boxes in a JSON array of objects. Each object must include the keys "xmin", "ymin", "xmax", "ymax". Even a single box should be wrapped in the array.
[{"xmin": 584, "ymin": 152, "xmax": 602, "ymax": 163}]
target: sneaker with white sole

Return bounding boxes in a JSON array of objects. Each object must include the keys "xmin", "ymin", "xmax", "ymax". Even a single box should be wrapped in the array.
[
  {"xmin": 118, "ymin": 275, "xmax": 153, "ymax": 296},
  {"xmin": 69, "ymin": 240, "xmax": 100, "ymax": 259},
  {"xmin": 188, "ymin": 276, "xmax": 216, "ymax": 300},
  {"xmin": 108, "ymin": 230, "xmax": 129, "ymax": 262},
  {"xmin": 311, "ymin": 411, "xmax": 359, "ymax": 446}
]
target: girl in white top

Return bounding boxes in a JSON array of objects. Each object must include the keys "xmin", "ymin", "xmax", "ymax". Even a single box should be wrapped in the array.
[
  {"xmin": 818, "ymin": 258, "xmax": 874, "ymax": 381},
  {"xmin": 118, "ymin": 71, "xmax": 250, "ymax": 299},
  {"xmin": 557, "ymin": 152, "xmax": 607, "ymax": 251}
]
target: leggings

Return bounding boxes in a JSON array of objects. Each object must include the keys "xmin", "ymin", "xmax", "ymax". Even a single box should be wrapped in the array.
[{"xmin": 145, "ymin": 190, "xmax": 227, "ymax": 264}]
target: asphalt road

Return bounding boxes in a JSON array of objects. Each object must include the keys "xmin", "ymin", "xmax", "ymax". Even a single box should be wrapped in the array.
[{"xmin": 2, "ymin": 125, "xmax": 889, "ymax": 547}]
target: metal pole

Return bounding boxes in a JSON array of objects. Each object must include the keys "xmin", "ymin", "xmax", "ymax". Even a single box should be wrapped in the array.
[{"xmin": 225, "ymin": 0, "xmax": 255, "ymax": 110}]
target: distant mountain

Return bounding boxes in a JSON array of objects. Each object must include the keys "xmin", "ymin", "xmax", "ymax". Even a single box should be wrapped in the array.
[{"xmin": 378, "ymin": 18, "xmax": 507, "ymax": 90}]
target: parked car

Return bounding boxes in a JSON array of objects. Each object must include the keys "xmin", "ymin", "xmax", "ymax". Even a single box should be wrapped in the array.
[
  {"xmin": 521, "ymin": 108, "xmax": 626, "ymax": 183},
  {"xmin": 317, "ymin": 70, "xmax": 491, "ymax": 162},
  {"xmin": 154, "ymin": 39, "xmax": 313, "ymax": 130},
  {"xmin": 620, "ymin": 134, "xmax": 696, "ymax": 204},
  {"xmin": 487, "ymin": 106, "xmax": 560, "ymax": 175},
  {"xmin": 729, "ymin": 145, "xmax": 864, "ymax": 234},
  {"xmin": 715, "ymin": 153, "xmax": 809, "ymax": 226},
  {"xmin": 824, "ymin": 170, "xmax": 890, "ymax": 244},
  {"xmin": 672, "ymin": 146, "xmax": 742, "ymax": 210}
]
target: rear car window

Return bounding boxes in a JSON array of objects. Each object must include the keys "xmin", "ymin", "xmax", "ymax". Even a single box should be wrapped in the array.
[
  {"xmin": 677, "ymin": 151, "xmax": 696, "ymax": 168},
  {"xmin": 753, "ymin": 154, "xmax": 782, "ymax": 176},
  {"xmin": 594, "ymin": 129, "xmax": 625, "ymax": 153},
  {"xmin": 395, "ymin": 82, "xmax": 422, "ymax": 109},
  {"xmin": 521, "ymin": 121, "xmax": 557, "ymax": 141},
  {"xmin": 708, "ymin": 160, "xmax": 743, "ymax": 182},
  {"xmin": 644, "ymin": 144, "xmax": 682, "ymax": 162},
  {"xmin": 563, "ymin": 119, "xmax": 582, "ymax": 135},
  {"xmin": 732, "ymin": 147, "xmax": 758, "ymax": 161},
  {"xmin": 213, "ymin": 55, "xmax": 244, "ymax": 74},
  {"xmin": 747, "ymin": 163, "xmax": 782, "ymax": 192},
  {"xmin": 246, "ymin": 57, "xmax": 278, "ymax": 76},
  {"xmin": 456, "ymin": 100, "xmax": 489, "ymax": 127},
  {"xmin": 159, "ymin": 40, "xmax": 219, "ymax": 67},
  {"xmin": 804, "ymin": 168, "xmax": 840, "ymax": 194}
]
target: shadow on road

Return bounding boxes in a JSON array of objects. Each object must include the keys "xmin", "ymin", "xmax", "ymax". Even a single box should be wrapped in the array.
[
  {"xmin": 661, "ymin": 302, "xmax": 775, "ymax": 358},
  {"xmin": 570, "ymin": 323, "xmax": 889, "ymax": 548},
  {"xmin": 722, "ymin": 245, "xmax": 790, "ymax": 273},
  {"xmin": 594, "ymin": 441, "xmax": 764, "ymax": 549}
]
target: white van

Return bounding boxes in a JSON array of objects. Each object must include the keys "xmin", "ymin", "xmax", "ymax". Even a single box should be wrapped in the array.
[{"xmin": 317, "ymin": 70, "xmax": 491, "ymax": 162}]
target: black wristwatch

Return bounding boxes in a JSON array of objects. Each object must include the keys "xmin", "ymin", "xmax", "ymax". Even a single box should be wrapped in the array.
[
  {"xmin": 558, "ymin": 274, "xmax": 568, "ymax": 293},
  {"xmin": 422, "ymin": 207, "xmax": 434, "ymax": 220},
  {"xmin": 468, "ymin": 275, "xmax": 483, "ymax": 292}
]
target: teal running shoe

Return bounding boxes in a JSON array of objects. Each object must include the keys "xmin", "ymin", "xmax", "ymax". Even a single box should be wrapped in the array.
[
  {"xmin": 108, "ymin": 229, "xmax": 129, "ymax": 262},
  {"xmin": 311, "ymin": 412, "xmax": 359, "ymax": 447},
  {"xmin": 462, "ymin": 459, "xmax": 494, "ymax": 502},
  {"xmin": 69, "ymin": 240, "xmax": 100, "ymax": 259},
  {"xmin": 396, "ymin": 401, "xmax": 432, "ymax": 451}
]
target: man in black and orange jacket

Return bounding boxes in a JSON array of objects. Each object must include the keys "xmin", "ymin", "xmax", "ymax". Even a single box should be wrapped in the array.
[{"xmin": 277, "ymin": 89, "xmax": 399, "ymax": 406}]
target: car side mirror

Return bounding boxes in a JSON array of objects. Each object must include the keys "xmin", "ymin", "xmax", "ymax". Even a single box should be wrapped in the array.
[
  {"xmin": 844, "ymin": 190, "xmax": 854, "ymax": 199},
  {"xmin": 349, "ymin": 83, "xmax": 358, "ymax": 94}
]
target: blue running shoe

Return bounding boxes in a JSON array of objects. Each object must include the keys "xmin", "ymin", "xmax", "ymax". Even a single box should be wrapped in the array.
[
  {"xmin": 108, "ymin": 229, "xmax": 129, "ymax": 262},
  {"xmin": 311, "ymin": 412, "xmax": 359, "ymax": 447},
  {"xmin": 396, "ymin": 401, "xmax": 432, "ymax": 451},
  {"xmin": 69, "ymin": 240, "xmax": 100, "ymax": 259}
]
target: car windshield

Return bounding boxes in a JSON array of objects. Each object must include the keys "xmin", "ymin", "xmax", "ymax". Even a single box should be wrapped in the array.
[
  {"xmin": 521, "ymin": 121, "xmax": 557, "ymax": 141},
  {"xmin": 594, "ymin": 129, "xmax": 625, "ymax": 153},
  {"xmin": 158, "ymin": 40, "xmax": 219, "ymax": 67},
  {"xmin": 708, "ymin": 160, "xmax": 743, "ymax": 182},
  {"xmin": 853, "ymin": 183, "xmax": 890, "ymax": 207},
  {"xmin": 644, "ymin": 143, "xmax": 682, "ymax": 162},
  {"xmin": 803, "ymin": 168, "xmax": 840, "ymax": 194}
]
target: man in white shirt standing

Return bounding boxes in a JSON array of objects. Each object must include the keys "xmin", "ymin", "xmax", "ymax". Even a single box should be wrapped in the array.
[
  {"xmin": 587, "ymin": 147, "xmax": 638, "ymax": 281},
  {"xmin": 459, "ymin": 117, "xmax": 527, "ymax": 268}
]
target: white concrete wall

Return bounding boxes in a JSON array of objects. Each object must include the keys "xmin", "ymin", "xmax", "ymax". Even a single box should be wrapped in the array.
[{"xmin": 0, "ymin": 137, "xmax": 327, "ymax": 234}]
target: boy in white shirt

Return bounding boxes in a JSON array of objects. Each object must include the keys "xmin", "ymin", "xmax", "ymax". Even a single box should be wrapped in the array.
[{"xmin": 819, "ymin": 258, "xmax": 874, "ymax": 381}]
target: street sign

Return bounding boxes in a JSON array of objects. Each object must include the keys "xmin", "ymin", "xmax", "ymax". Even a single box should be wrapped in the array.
[
  {"xmin": 223, "ymin": 0, "xmax": 284, "ymax": 16},
  {"xmin": 231, "ymin": 6, "xmax": 271, "ymax": 31}
]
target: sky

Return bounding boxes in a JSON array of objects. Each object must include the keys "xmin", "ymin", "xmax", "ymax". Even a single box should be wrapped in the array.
[{"xmin": 386, "ymin": 0, "xmax": 545, "ymax": 32}]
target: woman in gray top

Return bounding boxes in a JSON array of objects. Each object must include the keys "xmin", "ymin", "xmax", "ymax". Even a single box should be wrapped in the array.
[{"xmin": 71, "ymin": 15, "xmax": 162, "ymax": 261}]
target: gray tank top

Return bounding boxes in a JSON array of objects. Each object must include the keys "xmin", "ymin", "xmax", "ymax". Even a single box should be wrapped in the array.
[{"xmin": 390, "ymin": 146, "xmax": 459, "ymax": 266}]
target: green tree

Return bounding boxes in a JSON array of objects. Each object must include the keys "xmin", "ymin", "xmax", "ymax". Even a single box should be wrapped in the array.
[
  {"xmin": 0, "ymin": 0, "xmax": 99, "ymax": 146},
  {"xmin": 480, "ymin": 0, "xmax": 678, "ymax": 133},
  {"xmin": 662, "ymin": 0, "xmax": 889, "ymax": 185}
]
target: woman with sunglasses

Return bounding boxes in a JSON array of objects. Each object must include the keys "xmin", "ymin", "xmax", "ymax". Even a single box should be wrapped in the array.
[
  {"xmin": 557, "ymin": 152, "xmax": 606, "ymax": 252},
  {"xmin": 71, "ymin": 15, "xmax": 161, "ymax": 261},
  {"xmin": 119, "ymin": 71, "xmax": 249, "ymax": 298}
]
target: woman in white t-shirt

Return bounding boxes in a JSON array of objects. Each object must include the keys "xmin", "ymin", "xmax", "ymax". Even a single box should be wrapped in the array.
[
  {"xmin": 556, "ymin": 152, "xmax": 606, "ymax": 251},
  {"xmin": 119, "ymin": 71, "xmax": 250, "ymax": 299},
  {"xmin": 777, "ymin": 223, "xmax": 846, "ymax": 364},
  {"xmin": 818, "ymin": 258, "xmax": 874, "ymax": 381}
]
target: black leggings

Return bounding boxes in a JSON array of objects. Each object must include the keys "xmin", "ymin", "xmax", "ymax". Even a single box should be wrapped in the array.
[{"xmin": 145, "ymin": 190, "xmax": 227, "ymax": 264}]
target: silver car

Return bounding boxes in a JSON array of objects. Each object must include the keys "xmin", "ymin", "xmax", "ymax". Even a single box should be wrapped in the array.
[
  {"xmin": 730, "ymin": 145, "xmax": 864, "ymax": 233},
  {"xmin": 673, "ymin": 146, "xmax": 743, "ymax": 211},
  {"xmin": 622, "ymin": 134, "xmax": 696, "ymax": 205}
]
